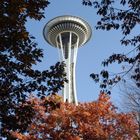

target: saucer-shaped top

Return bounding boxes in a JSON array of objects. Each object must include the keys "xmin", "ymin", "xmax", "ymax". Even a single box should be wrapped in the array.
[{"xmin": 43, "ymin": 15, "xmax": 92, "ymax": 48}]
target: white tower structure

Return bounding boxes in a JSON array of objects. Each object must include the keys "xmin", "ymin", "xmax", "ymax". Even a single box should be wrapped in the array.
[{"xmin": 43, "ymin": 15, "xmax": 92, "ymax": 105}]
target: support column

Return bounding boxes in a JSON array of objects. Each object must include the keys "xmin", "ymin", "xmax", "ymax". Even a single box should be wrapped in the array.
[
  {"xmin": 56, "ymin": 32, "xmax": 79, "ymax": 105},
  {"xmin": 71, "ymin": 37, "xmax": 79, "ymax": 105}
]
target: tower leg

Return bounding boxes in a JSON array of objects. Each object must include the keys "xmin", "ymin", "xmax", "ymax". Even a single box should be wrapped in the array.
[{"xmin": 56, "ymin": 32, "xmax": 79, "ymax": 105}]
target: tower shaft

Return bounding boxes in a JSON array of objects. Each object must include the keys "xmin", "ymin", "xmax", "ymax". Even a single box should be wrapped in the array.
[{"xmin": 57, "ymin": 32, "xmax": 79, "ymax": 105}]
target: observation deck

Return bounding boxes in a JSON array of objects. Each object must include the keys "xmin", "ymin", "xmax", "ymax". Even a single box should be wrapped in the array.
[{"xmin": 43, "ymin": 15, "xmax": 92, "ymax": 48}]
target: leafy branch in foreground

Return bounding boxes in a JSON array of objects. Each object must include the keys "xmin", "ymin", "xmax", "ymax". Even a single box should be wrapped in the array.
[
  {"xmin": 0, "ymin": 1, "xmax": 67, "ymax": 139},
  {"xmin": 82, "ymin": 0, "xmax": 140, "ymax": 92}
]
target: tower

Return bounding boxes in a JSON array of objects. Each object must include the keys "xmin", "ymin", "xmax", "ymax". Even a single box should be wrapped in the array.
[{"xmin": 43, "ymin": 15, "xmax": 92, "ymax": 105}]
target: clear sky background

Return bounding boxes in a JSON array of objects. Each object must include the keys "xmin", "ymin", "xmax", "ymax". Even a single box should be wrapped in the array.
[{"xmin": 26, "ymin": 0, "xmax": 134, "ymax": 108}]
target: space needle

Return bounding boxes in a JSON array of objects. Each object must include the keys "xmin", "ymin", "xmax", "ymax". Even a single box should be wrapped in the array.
[{"xmin": 43, "ymin": 15, "xmax": 92, "ymax": 105}]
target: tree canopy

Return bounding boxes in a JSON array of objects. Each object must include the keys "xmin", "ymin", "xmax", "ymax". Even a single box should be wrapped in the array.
[
  {"xmin": 12, "ymin": 93, "xmax": 140, "ymax": 140},
  {"xmin": 0, "ymin": 1, "xmax": 67, "ymax": 139}
]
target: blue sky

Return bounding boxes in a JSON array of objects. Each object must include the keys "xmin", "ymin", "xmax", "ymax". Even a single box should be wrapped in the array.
[{"xmin": 26, "ymin": 0, "xmax": 133, "ymax": 107}]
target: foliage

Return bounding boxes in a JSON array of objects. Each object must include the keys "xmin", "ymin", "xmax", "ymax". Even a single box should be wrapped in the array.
[
  {"xmin": 82, "ymin": 0, "xmax": 140, "ymax": 92},
  {"xmin": 0, "ymin": 1, "xmax": 67, "ymax": 139},
  {"xmin": 122, "ymin": 79, "xmax": 140, "ymax": 133},
  {"xmin": 12, "ymin": 93, "xmax": 139, "ymax": 140}
]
